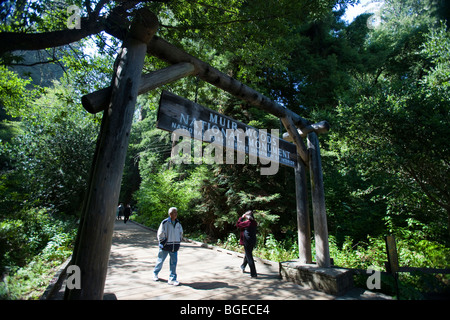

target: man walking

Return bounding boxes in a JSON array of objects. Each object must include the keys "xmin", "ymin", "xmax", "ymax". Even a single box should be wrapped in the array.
[{"xmin": 153, "ymin": 207, "xmax": 183, "ymax": 286}]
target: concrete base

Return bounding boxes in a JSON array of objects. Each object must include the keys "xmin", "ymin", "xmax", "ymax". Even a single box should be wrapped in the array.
[{"xmin": 280, "ymin": 260, "xmax": 354, "ymax": 296}]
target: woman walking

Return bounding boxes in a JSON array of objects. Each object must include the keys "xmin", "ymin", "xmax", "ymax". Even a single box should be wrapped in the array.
[{"xmin": 236, "ymin": 210, "xmax": 258, "ymax": 278}]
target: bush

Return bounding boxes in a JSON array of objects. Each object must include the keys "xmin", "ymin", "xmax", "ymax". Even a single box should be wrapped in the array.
[
  {"xmin": 214, "ymin": 231, "xmax": 449, "ymax": 299},
  {"xmin": 255, "ymin": 234, "xmax": 298, "ymax": 262},
  {"xmin": 0, "ymin": 208, "xmax": 53, "ymax": 270},
  {"xmin": 328, "ymin": 234, "xmax": 450, "ymax": 299},
  {"xmin": 134, "ymin": 166, "xmax": 204, "ymax": 229},
  {"xmin": 0, "ymin": 207, "xmax": 77, "ymax": 299}
]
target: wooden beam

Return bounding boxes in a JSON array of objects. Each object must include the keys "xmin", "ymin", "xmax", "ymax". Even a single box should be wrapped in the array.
[
  {"xmin": 66, "ymin": 8, "xmax": 159, "ymax": 300},
  {"xmin": 280, "ymin": 116, "xmax": 309, "ymax": 165},
  {"xmin": 82, "ymin": 62, "xmax": 195, "ymax": 114},
  {"xmin": 146, "ymin": 36, "xmax": 314, "ymax": 129},
  {"xmin": 282, "ymin": 120, "xmax": 330, "ymax": 141}
]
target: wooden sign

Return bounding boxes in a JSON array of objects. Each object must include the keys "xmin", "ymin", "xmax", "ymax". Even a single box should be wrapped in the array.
[{"xmin": 157, "ymin": 91, "xmax": 297, "ymax": 168}]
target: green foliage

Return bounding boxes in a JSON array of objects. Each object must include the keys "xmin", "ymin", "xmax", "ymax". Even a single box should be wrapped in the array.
[
  {"xmin": 0, "ymin": 0, "xmax": 449, "ymax": 300},
  {"xmin": 325, "ymin": 8, "xmax": 450, "ymax": 242},
  {"xmin": 134, "ymin": 165, "xmax": 205, "ymax": 229},
  {"xmin": 0, "ymin": 210, "xmax": 77, "ymax": 300},
  {"xmin": 0, "ymin": 207, "xmax": 76, "ymax": 270},
  {"xmin": 0, "ymin": 207, "xmax": 77, "ymax": 299},
  {"xmin": 327, "ymin": 234, "xmax": 450, "ymax": 299},
  {"xmin": 325, "ymin": 234, "xmax": 449, "ymax": 271},
  {"xmin": 255, "ymin": 234, "xmax": 298, "ymax": 262},
  {"xmin": 0, "ymin": 76, "xmax": 100, "ymax": 216},
  {"xmin": 421, "ymin": 21, "xmax": 450, "ymax": 95},
  {"xmin": 0, "ymin": 44, "xmax": 103, "ymax": 299},
  {"xmin": 0, "ymin": 257, "xmax": 55, "ymax": 300},
  {"xmin": 0, "ymin": 65, "xmax": 39, "ymax": 120},
  {"xmin": 308, "ymin": 0, "xmax": 450, "ymax": 249},
  {"xmin": 219, "ymin": 228, "xmax": 445, "ymax": 273},
  {"xmin": 219, "ymin": 233, "xmax": 240, "ymax": 251},
  {"xmin": 0, "ymin": 121, "xmax": 22, "ymax": 143},
  {"xmin": 212, "ymin": 231, "xmax": 449, "ymax": 299}
]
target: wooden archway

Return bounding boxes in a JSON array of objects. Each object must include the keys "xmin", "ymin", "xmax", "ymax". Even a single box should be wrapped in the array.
[{"xmin": 67, "ymin": 9, "xmax": 330, "ymax": 299}]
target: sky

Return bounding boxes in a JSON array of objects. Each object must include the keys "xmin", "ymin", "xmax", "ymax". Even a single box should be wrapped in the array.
[{"xmin": 342, "ymin": 0, "xmax": 384, "ymax": 23}]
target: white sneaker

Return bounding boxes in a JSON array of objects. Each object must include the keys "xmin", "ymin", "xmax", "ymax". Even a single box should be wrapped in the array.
[
  {"xmin": 153, "ymin": 274, "xmax": 159, "ymax": 281},
  {"xmin": 168, "ymin": 280, "xmax": 179, "ymax": 286}
]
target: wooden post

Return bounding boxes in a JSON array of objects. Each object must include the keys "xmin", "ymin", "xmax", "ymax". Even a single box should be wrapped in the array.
[
  {"xmin": 66, "ymin": 9, "xmax": 158, "ymax": 300},
  {"xmin": 281, "ymin": 116, "xmax": 311, "ymax": 263},
  {"xmin": 385, "ymin": 235, "xmax": 399, "ymax": 274},
  {"xmin": 307, "ymin": 132, "xmax": 330, "ymax": 267},
  {"xmin": 385, "ymin": 235, "xmax": 400, "ymax": 299},
  {"xmin": 295, "ymin": 155, "xmax": 312, "ymax": 264}
]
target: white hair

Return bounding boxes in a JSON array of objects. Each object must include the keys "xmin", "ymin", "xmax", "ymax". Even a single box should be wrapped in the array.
[{"xmin": 168, "ymin": 207, "xmax": 177, "ymax": 215}]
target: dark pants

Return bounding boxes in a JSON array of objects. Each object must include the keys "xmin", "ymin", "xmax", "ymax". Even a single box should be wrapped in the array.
[{"xmin": 241, "ymin": 241, "xmax": 257, "ymax": 277}]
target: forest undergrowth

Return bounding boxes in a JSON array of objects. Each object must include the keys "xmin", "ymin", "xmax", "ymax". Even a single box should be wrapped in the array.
[{"xmin": 185, "ymin": 229, "xmax": 450, "ymax": 300}]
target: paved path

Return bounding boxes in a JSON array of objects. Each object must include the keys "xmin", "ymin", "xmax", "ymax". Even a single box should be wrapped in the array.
[{"xmin": 103, "ymin": 220, "xmax": 389, "ymax": 300}]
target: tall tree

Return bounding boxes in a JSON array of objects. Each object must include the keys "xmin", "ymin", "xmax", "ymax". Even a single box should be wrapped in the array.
[{"xmin": 328, "ymin": 0, "xmax": 450, "ymax": 239}]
